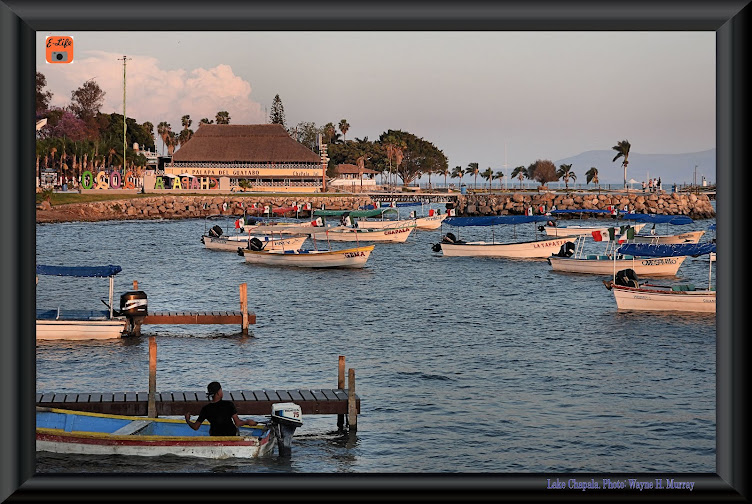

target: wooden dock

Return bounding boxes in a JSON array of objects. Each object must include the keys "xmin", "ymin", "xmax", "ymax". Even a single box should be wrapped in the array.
[
  {"xmin": 35, "ymin": 388, "xmax": 359, "ymax": 417},
  {"xmin": 141, "ymin": 311, "xmax": 256, "ymax": 326}
]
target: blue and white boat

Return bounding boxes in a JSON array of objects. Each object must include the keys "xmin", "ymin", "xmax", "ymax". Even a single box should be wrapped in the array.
[
  {"xmin": 36, "ymin": 265, "xmax": 129, "ymax": 341},
  {"xmin": 624, "ymin": 214, "xmax": 705, "ymax": 244}
]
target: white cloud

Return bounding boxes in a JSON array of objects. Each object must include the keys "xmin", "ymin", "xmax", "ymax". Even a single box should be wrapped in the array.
[{"xmin": 46, "ymin": 51, "xmax": 264, "ymax": 134}]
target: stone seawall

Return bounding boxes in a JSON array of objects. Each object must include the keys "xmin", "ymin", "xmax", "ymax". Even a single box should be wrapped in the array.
[
  {"xmin": 35, "ymin": 192, "xmax": 715, "ymax": 223},
  {"xmin": 457, "ymin": 192, "xmax": 715, "ymax": 220}
]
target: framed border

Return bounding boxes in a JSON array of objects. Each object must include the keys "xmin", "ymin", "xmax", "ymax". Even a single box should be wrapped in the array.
[{"xmin": 2, "ymin": 1, "xmax": 749, "ymax": 501}]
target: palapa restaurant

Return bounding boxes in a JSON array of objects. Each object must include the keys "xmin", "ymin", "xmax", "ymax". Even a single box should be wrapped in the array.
[{"xmin": 157, "ymin": 124, "xmax": 327, "ymax": 193}]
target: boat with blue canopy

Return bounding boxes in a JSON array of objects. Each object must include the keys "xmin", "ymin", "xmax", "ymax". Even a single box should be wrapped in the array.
[
  {"xmin": 603, "ymin": 243, "xmax": 716, "ymax": 313},
  {"xmin": 542, "ymin": 209, "xmax": 647, "ymax": 237},
  {"xmin": 432, "ymin": 215, "xmax": 573, "ymax": 258},
  {"xmin": 36, "ymin": 264, "xmax": 137, "ymax": 341},
  {"xmin": 624, "ymin": 214, "xmax": 705, "ymax": 244}
]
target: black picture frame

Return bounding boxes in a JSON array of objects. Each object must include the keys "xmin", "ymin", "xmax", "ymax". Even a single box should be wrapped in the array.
[{"xmin": 2, "ymin": 1, "xmax": 748, "ymax": 501}]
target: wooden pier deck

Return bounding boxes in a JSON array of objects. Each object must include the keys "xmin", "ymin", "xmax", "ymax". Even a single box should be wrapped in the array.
[
  {"xmin": 35, "ymin": 389, "xmax": 359, "ymax": 417},
  {"xmin": 141, "ymin": 311, "xmax": 256, "ymax": 326}
]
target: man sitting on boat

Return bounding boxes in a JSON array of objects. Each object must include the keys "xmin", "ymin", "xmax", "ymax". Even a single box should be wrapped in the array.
[{"xmin": 185, "ymin": 381, "xmax": 259, "ymax": 436}]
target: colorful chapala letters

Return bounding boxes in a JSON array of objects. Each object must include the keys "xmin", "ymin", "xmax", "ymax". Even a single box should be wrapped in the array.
[{"xmin": 81, "ymin": 170, "xmax": 135, "ymax": 190}]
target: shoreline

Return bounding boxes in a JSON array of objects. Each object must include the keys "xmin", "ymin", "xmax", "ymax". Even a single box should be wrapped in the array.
[{"xmin": 35, "ymin": 192, "xmax": 715, "ymax": 224}]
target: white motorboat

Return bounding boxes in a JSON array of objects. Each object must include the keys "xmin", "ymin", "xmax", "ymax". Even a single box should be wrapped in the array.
[
  {"xmin": 202, "ymin": 232, "xmax": 308, "ymax": 252},
  {"xmin": 311, "ymin": 226, "xmax": 413, "ymax": 243},
  {"xmin": 35, "ymin": 265, "xmax": 142, "ymax": 340},
  {"xmin": 432, "ymin": 215, "xmax": 571, "ymax": 259},
  {"xmin": 631, "ymin": 230, "xmax": 705, "ymax": 244},
  {"xmin": 542, "ymin": 209, "xmax": 646, "ymax": 237},
  {"xmin": 546, "ymin": 233, "xmax": 687, "ymax": 276},
  {"xmin": 603, "ymin": 243, "xmax": 716, "ymax": 313},
  {"xmin": 239, "ymin": 245, "xmax": 375, "ymax": 268}
]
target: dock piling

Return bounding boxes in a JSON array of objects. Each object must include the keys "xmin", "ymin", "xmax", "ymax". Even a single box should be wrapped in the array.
[
  {"xmin": 240, "ymin": 283, "xmax": 248, "ymax": 336},
  {"xmin": 147, "ymin": 336, "xmax": 157, "ymax": 418},
  {"xmin": 347, "ymin": 368, "xmax": 357, "ymax": 432},
  {"xmin": 337, "ymin": 356, "xmax": 345, "ymax": 431}
]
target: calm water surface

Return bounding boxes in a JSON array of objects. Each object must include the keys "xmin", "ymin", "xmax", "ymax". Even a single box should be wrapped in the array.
[{"xmin": 35, "ymin": 206, "xmax": 716, "ymax": 473}]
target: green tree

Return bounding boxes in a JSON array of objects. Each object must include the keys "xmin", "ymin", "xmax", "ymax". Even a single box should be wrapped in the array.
[
  {"xmin": 269, "ymin": 94, "xmax": 286, "ymax": 127},
  {"xmin": 451, "ymin": 165, "xmax": 465, "ymax": 188},
  {"xmin": 612, "ymin": 139, "xmax": 631, "ymax": 189},
  {"xmin": 181, "ymin": 115, "xmax": 192, "ymax": 129},
  {"xmin": 511, "ymin": 165, "xmax": 527, "ymax": 190},
  {"xmin": 493, "ymin": 170, "xmax": 505, "ymax": 190},
  {"xmin": 467, "ymin": 162, "xmax": 480, "ymax": 190},
  {"xmin": 215, "ymin": 111, "xmax": 231, "ymax": 124},
  {"xmin": 157, "ymin": 121, "xmax": 170, "ymax": 155},
  {"xmin": 556, "ymin": 163, "xmax": 577, "ymax": 189},
  {"xmin": 36, "ymin": 72, "xmax": 53, "ymax": 112},
  {"xmin": 585, "ymin": 167, "xmax": 600, "ymax": 194},
  {"xmin": 70, "ymin": 79, "xmax": 106, "ymax": 123},
  {"xmin": 142, "ymin": 121, "xmax": 155, "ymax": 147},
  {"xmin": 338, "ymin": 119, "xmax": 350, "ymax": 143},
  {"xmin": 482, "ymin": 167, "xmax": 494, "ymax": 191},
  {"xmin": 291, "ymin": 121, "xmax": 322, "ymax": 152},
  {"xmin": 199, "ymin": 118, "xmax": 214, "ymax": 126}
]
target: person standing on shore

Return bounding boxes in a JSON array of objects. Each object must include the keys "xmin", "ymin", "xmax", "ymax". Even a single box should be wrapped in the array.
[
  {"xmin": 648, "ymin": 178, "xmax": 653, "ymax": 193},
  {"xmin": 184, "ymin": 381, "xmax": 259, "ymax": 436},
  {"xmin": 657, "ymin": 177, "xmax": 662, "ymax": 192}
]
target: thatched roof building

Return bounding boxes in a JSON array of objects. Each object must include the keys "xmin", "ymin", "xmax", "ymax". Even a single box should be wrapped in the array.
[{"xmin": 172, "ymin": 124, "xmax": 320, "ymax": 164}]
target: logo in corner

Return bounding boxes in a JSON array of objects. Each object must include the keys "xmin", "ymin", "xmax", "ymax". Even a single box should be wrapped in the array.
[{"xmin": 46, "ymin": 36, "xmax": 74, "ymax": 64}]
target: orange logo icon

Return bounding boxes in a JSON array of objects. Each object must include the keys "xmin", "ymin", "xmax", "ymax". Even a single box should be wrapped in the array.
[{"xmin": 46, "ymin": 36, "xmax": 74, "ymax": 64}]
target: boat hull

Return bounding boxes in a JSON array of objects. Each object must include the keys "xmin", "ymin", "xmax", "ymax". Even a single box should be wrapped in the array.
[
  {"xmin": 203, "ymin": 234, "xmax": 308, "ymax": 252},
  {"xmin": 357, "ymin": 214, "xmax": 447, "ymax": 231},
  {"xmin": 548, "ymin": 255, "xmax": 686, "ymax": 276},
  {"xmin": 242, "ymin": 245, "xmax": 374, "ymax": 268},
  {"xmin": 311, "ymin": 226, "xmax": 413, "ymax": 243},
  {"xmin": 610, "ymin": 284, "xmax": 716, "ymax": 313},
  {"xmin": 544, "ymin": 223, "xmax": 646, "ymax": 237},
  {"xmin": 631, "ymin": 230, "xmax": 705, "ymax": 244},
  {"xmin": 36, "ymin": 319, "xmax": 127, "ymax": 341},
  {"xmin": 440, "ymin": 237, "xmax": 572, "ymax": 258},
  {"xmin": 36, "ymin": 408, "xmax": 275, "ymax": 459}
]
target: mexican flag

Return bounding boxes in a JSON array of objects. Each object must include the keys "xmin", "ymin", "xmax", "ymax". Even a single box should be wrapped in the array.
[
  {"xmin": 592, "ymin": 229, "xmax": 609, "ymax": 242},
  {"xmin": 618, "ymin": 226, "xmax": 635, "ymax": 243}
]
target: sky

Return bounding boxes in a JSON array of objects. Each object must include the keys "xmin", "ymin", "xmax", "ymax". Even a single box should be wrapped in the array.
[{"xmin": 36, "ymin": 31, "xmax": 715, "ymax": 182}]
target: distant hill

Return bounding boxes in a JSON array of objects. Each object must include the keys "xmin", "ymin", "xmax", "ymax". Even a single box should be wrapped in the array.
[{"xmin": 554, "ymin": 148, "xmax": 715, "ymax": 186}]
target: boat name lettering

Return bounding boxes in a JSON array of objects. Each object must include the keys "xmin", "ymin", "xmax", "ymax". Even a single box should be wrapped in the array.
[
  {"xmin": 384, "ymin": 228, "xmax": 409, "ymax": 235},
  {"xmin": 534, "ymin": 240, "xmax": 566, "ymax": 248},
  {"xmin": 640, "ymin": 258, "xmax": 678, "ymax": 266},
  {"xmin": 344, "ymin": 251, "xmax": 366, "ymax": 258}
]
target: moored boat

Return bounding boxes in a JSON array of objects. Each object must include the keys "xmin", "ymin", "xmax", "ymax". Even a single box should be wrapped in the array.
[
  {"xmin": 432, "ymin": 215, "xmax": 571, "ymax": 258},
  {"xmin": 36, "ymin": 265, "xmax": 137, "ymax": 341},
  {"xmin": 202, "ymin": 232, "xmax": 308, "ymax": 252},
  {"xmin": 542, "ymin": 209, "xmax": 646, "ymax": 237},
  {"xmin": 36, "ymin": 402, "xmax": 303, "ymax": 458},
  {"xmin": 546, "ymin": 233, "xmax": 687, "ymax": 276},
  {"xmin": 239, "ymin": 245, "xmax": 375, "ymax": 268},
  {"xmin": 603, "ymin": 243, "xmax": 716, "ymax": 312},
  {"xmin": 311, "ymin": 226, "xmax": 413, "ymax": 243}
]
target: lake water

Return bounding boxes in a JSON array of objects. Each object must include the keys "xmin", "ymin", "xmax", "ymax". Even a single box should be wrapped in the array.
[{"xmin": 35, "ymin": 205, "xmax": 716, "ymax": 473}]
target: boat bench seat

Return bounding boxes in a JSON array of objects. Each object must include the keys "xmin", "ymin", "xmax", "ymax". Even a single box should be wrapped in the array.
[
  {"xmin": 36, "ymin": 309, "xmax": 113, "ymax": 321},
  {"xmin": 587, "ymin": 255, "xmax": 597, "ymax": 260},
  {"xmin": 671, "ymin": 284, "xmax": 696, "ymax": 292},
  {"xmin": 622, "ymin": 255, "xmax": 634, "ymax": 259},
  {"xmin": 598, "ymin": 255, "xmax": 610, "ymax": 260},
  {"xmin": 112, "ymin": 419, "xmax": 152, "ymax": 436}
]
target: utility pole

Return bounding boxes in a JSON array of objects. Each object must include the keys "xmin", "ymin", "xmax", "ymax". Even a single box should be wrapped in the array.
[{"xmin": 118, "ymin": 56, "xmax": 132, "ymax": 171}]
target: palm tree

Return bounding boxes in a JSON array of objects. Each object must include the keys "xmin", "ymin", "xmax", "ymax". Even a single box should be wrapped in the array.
[
  {"xmin": 142, "ymin": 121, "xmax": 155, "ymax": 148},
  {"xmin": 612, "ymin": 139, "xmax": 631, "ymax": 189},
  {"xmin": 556, "ymin": 163, "xmax": 577, "ymax": 190},
  {"xmin": 393, "ymin": 145, "xmax": 404, "ymax": 186},
  {"xmin": 511, "ymin": 166, "xmax": 527, "ymax": 190},
  {"xmin": 467, "ymin": 162, "xmax": 480, "ymax": 190},
  {"xmin": 338, "ymin": 119, "xmax": 350, "ymax": 143},
  {"xmin": 439, "ymin": 165, "xmax": 450, "ymax": 190},
  {"xmin": 166, "ymin": 131, "xmax": 178, "ymax": 156},
  {"xmin": 585, "ymin": 167, "xmax": 599, "ymax": 187},
  {"xmin": 482, "ymin": 167, "xmax": 494, "ymax": 191},
  {"xmin": 494, "ymin": 170, "xmax": 505, "ymax": 190},
  {"xmin": 199, "ymin": 118, "xmax": 214, "ymax": 126},
  {"xmin": 451, "ymin": 165, "xmax": 465, "ymax": 190},
  {"xmin": 157, "ymin": 121, "xmax": 170, "ymax": 155},
  {"xmin": 181, "ymin": 115, "xmax": 192, "ymax": 129}
]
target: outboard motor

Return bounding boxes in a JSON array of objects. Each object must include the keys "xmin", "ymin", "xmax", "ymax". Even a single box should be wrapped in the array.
[
  {"xmin": 615, "ymin": 268, "xmax": 639, "ymax": 288},
  {"xmin": 269, "ymin": 402, "xmax": 303, "ymax": 456},
  {"xmin": 248, "ymin": 237, "xmax": 265, "ymax": 251},
  {"xmin": 442, "ymin": 232, "xmax": 458, "ymax": 244},
  {"xmin": 208, "ymin": 225, "xmax": 223, "ymax": 238},
  {"xmin": 431, "ymin": 243, "xmax": 442, "ymax": 252},
  {"xmin": 556, "ymin": 241, "xmax": 576, "ymax": 257},
  {"xmin": 120, "ymin": 290, "xmax": 148, "ymax": 336}
]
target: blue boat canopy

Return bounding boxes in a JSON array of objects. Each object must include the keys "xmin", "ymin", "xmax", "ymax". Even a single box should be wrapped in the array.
[
  {"xmin": 445, "ymin": 215, "xmax": 550, "ymax": 227},
  {"xmin": 550, "ymin": 209, "xmax": 611, "ymax": 214},
  {"xmin": 36, "ymin": 265, "xmax": 122, "ymax": 277},
  {"xmin": 617, "ymin": 243, "xmax": 716, "ymax": 258},
  {"xmin": 623, "ymin": 214, "xmax": 694, "ymax": 225}
]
